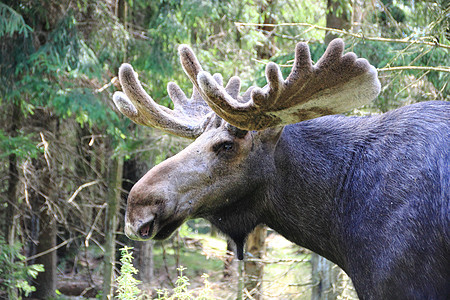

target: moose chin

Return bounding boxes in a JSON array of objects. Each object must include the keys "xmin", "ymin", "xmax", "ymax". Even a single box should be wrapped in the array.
[{"xmin": 113, "ymin": 39, "xmax": 449, "ymax": 300}]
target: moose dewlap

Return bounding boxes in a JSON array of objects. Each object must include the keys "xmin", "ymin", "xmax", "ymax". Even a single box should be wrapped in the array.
[{"xmin": 113, "ymin": 39, "xmax": 450, "ymax": 299}]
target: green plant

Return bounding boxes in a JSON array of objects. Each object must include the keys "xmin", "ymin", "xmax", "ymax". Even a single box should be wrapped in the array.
[
  {"xmin": 156, "ymin": 266, "xmax": 214, "ymax": 300},
  {"xmin": 117, "ymin": 247, "xmax": 214, "ymax": 300},
  {"xmin": 116, "ymin": 246, "xmax": 142, "ymax": 300},
  {"xmin": 197, "ymin": 274, "xmax": 213, "ymax": 300},
  {"xmin": 0, "ymin": 237, "xmax": 44, "ymax": 299}
]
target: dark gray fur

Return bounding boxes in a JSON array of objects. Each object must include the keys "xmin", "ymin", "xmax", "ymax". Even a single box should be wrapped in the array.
[{"xmin": 206, "ymin": 101, "xmax": 449, "ymax": 299}]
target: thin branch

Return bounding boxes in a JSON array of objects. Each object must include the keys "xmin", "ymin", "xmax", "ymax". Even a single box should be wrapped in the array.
[
  {"xmin": 161, "ymin": 242, "xmax": 175, "ymax": 288},
  {"xmin": 95, "ymin": 77, "xmax": 119, "ymax": 93},
  {"xmin": 245, "ymin": 257, "xmax": 309, "ymax": 264},
  {"xmin": 378, "ymin": 66, "xmax": 450, "ymax": 73},
  {"xmin": 428, "ymin": 6, "xmax": 450, "ymax": 32},
  {"xmin": 235, "ymin": 22, "xmax": 450, "ymax": 49},
  {"xmin": 67, "ymin": 180, "xmax": 100, "ymax": 203},
  {"xmin": 25, "ymin": 236, "xmax": 78, "ymax": 262},
  {"xmin": 288, "ymin": 281, "xmax": 315, "ymax": 287},
  {"xmin": 85, "ymin": 202, "xmax": 107, "ymax": 247},
  {"xmin": 38, "ymin": 132, "xmax": 51, "ymax": 170},
  {"xmin": 395, "ymin": 71, "xmax": 430, "ymax": 98},
  {"xmin": 251, "ymin": 58, "xmax": 292, "ymax": 68},
  {"xmin": 252, "ymin": 57, "xmax": 450, "ymax": 73}
]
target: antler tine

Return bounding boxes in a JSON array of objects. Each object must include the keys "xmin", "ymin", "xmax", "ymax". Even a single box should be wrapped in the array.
[
  {"xmin": 167, "ymin": 81, "xmax": 188, "ymax": 109},
  {"xmin": 178, "ymin": 45, "xmax": 250, "ymax": 117},
  {"xmin": 113, "ymin": 62, "xmax": 213, "ymax": 139},
  {"xmin": 195, "ymin": 38, "xmax": 381, "ymax": 131},
  {"xmin": 179, "ymin": 44, "xmax": 203, "ymax": 85},
  {"xmin": 225, "ymin": 76, "xmax": 241, "ymax": 100},
  {"xmin": 252, "ymin": 62, "xmax": 284, "ymax": 108},
  {"xmin": 197, "ymin": 71, "xmax": 249, "ymax": 113},
  {"xmin": 316, "ymin": 38, "xmax": 344, "ymax": 68},
  {"xmin": 285, "ymin": 42, "xmax": 313, "ymax": 85}
]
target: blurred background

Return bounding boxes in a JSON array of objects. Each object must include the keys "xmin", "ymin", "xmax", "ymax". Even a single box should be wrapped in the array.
[{"xmin": 0, "ymin": 0, "xmax": 448, "ymax": 299}]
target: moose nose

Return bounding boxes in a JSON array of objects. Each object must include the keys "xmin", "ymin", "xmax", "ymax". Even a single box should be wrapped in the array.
[{"xmin": 125, "ymin": 215, "xmax": 156, "ymax": 240}]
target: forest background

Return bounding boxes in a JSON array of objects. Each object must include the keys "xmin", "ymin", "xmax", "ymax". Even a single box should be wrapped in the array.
[{"xmin": 0, "ymin": 0, "xmax": 449, "ymax": 299}]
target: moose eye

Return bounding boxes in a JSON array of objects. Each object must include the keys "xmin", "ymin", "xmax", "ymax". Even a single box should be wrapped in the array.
[{"xmin": 213, "ymin": 141, "xmax": 235, "ymax": 154}]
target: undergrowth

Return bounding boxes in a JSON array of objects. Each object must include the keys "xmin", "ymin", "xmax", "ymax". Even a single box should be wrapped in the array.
[
  {"xmin": 0, "ymin": 237, "xmax": 44, "ymax": 299},
  {"xmin": 116, "ymin": 246, "xmax": 214, "ymax": 300}
]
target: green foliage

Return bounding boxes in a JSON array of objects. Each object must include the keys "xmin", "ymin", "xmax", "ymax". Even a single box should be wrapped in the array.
[
  {"xmin": 116, "ymin": 246, "xmax": 142, "ymax": 300},
  {"xmin": 0, "ymin": 130, "xmax": 40, "ymax": 159},
  {"xmin": 0, "ymin": 237, "xmax": 44, "ymax": 298},
  {"xmin": 116, "ymin": 247, "xmax": 214, "ymax": 300},
  {"xmin": 156, "ymin": 266, "xmax": 213, "ymax": 300},
  {"xmin": 0, "ymin": 3, "xmax": 32, "ymax": 37},
  {"xmin": 1, "ymin": 2, "xmax": 129, "ymax": 148}
]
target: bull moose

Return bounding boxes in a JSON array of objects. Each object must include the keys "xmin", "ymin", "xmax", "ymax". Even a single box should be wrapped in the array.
[{"xmin": 113, "ymin": 39, "xmax": 449, "ymax": 299}]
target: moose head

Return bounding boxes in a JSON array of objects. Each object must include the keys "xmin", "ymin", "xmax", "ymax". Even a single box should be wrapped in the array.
[{"xmin": 113, "ymin": 39, "xmax": 380, "ymax": 259}]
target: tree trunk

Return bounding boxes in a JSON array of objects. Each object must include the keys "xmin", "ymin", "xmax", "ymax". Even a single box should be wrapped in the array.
[
  {"xmin": 116, "ymin": 0, "xmax": 127, "ymax": 24},
  {"xmin": 136, "ymin": 241, "xmax": 153, "ymax": 285},
  {"xmin": 256, "ymin": 0, "xmax": 277, "ymax": 59},
  {"xmin": 325, "ymin": 0, "xmax": 350, "ymax": 45},
  {"xmin": 5, "ymin": 101, "xmax": 21, "ymax": 299},
  {"xmin": 102, "ymin": 155, "xmax": 123, "ymax": 299},
  {"xmin": 33, "ymin": 206, "xmax": 57, "ymax": 299},
  {"xmin": 210, "ymin": 225, "xmax": 219, "ymax": 238},
  {"xmin": 4, "ymin": 103, "xmax": 21, "ymax": 298},
  {"xmin": 244, "ymin": 224, "xmax": 267, "ymax": 299},
  {"xmin": 30, "ymin": 110, "xmax": 58, "ymax": 299},
  {"xmin": 6, "ymin": 101, "xmax": 21, "ymax": 244},
  {"xmin": 311, "ymin": 254, "xmax": 346, "ymax": 300},
  {"xmin": 224, "ymin": 238, "xmax": 235, "ymax": 279},
  {"xmin": 350, "ymin": 0, "xmax": 363, "ymax": 34},
  {"xmin": 116, "ymin": 0, "xmax": 128, "ymax": 62}
]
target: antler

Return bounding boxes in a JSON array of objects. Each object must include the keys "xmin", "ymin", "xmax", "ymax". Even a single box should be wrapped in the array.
[
  {"xmin": 113, "ymin": 46, "xmax": 224, "ymax": 139},
  {"xmin": 196, "ymin": 39, "xmax": 381, "ymax": 131}
]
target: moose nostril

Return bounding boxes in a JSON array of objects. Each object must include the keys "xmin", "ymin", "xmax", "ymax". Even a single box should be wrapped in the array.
[{"xmin": 139, "ymin": 219, "xmax": 154, "ymax": 239}]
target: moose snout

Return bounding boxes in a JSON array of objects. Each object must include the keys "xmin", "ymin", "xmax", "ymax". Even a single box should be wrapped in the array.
[
  {"xmin": 124, "ymin": 157, "xmax": 179, "ymax": 241},
  {"xmin": 125, "ymin": 215, "xmax": 157, "ymax": 241}
]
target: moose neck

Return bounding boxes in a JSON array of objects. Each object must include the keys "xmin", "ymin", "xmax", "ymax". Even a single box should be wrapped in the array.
[{"xmin": 264, "ymin": 117, "xmax": 362, "ymax": 269}]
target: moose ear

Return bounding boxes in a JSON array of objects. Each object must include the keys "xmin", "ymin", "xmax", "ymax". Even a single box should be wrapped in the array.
[{"xmin": 258, "ymin": 126, "xmax": 284, "ymax": 145}]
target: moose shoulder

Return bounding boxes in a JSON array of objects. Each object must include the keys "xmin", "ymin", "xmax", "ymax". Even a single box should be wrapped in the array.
[{"xmin": 113, "ymin": 39, "xmax": 449, "ymax": 299}]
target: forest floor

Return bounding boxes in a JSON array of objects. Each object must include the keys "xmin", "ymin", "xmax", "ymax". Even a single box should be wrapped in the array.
[
  {"xmin": 55, "ymin": 231, "xmax": 315, "ymax": 299},
  {"xmin": 138, "ymin": 231, "xmax": 314, "ymax": 299}
]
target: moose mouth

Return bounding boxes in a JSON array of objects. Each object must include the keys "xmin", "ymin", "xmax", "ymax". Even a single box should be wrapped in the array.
[
  {"xmin": 153, "ymin": 219, "xmax": 185, "ymax": 240},
  {"xmin": 138, "ymin": 218, "xmax": 155, "ymax": 239},
  {"xmin": 136, "ymin": 217, "xmax": 185, "ymax": 241}
]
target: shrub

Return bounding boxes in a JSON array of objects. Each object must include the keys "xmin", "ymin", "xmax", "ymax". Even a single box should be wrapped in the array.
[
  {"xmin": 116, "ymin": 246, "xmax": 142, "ymax": 300},
  {"xmin": 0, "ymin": 237, "xmax": 44, "ymax": 299}
]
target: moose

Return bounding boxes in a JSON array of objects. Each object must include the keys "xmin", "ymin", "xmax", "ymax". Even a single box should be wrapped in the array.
[{"xmin": 113, "ymin": 39, "xmax": 449, "ymax": 299}]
